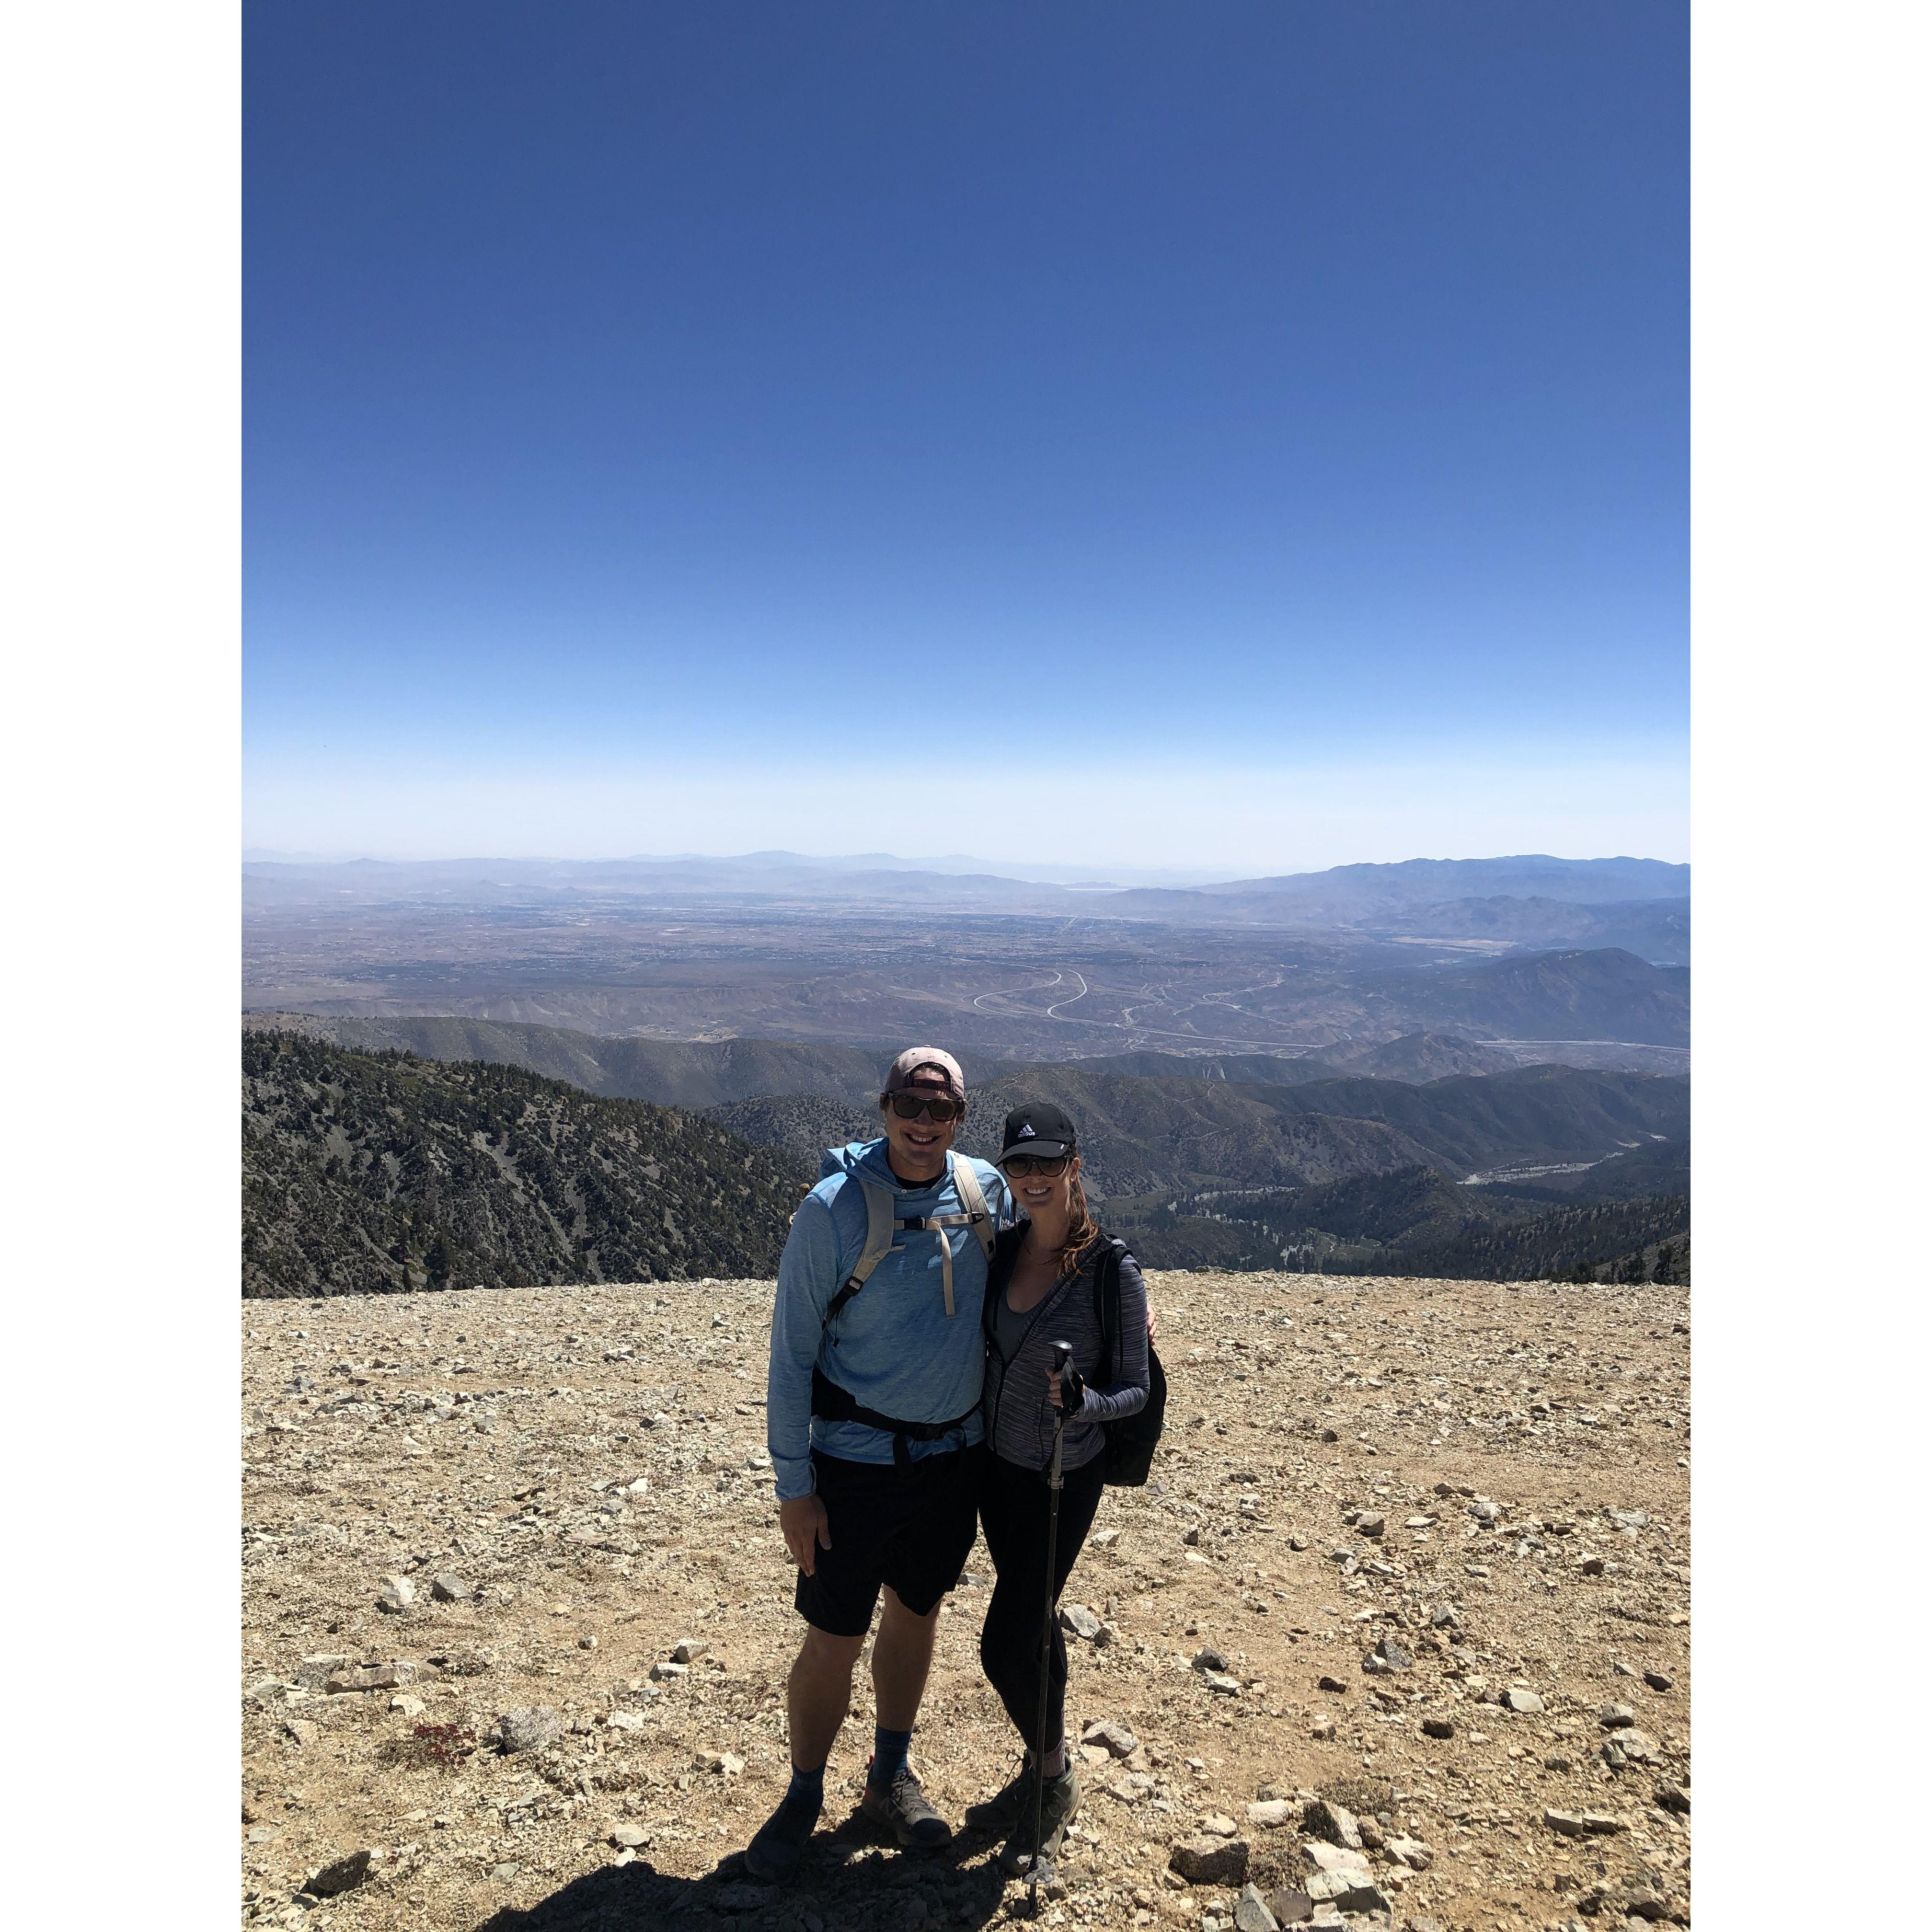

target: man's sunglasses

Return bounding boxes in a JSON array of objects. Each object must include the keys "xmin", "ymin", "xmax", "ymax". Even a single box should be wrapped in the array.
[
  {"xmin": 1002, "ymin": 1154, "xmax": 1070, "ymax": 1178},
  {"xmin": 885, "ymin": 1091, "xmax": 964, "ymax": 1123}
]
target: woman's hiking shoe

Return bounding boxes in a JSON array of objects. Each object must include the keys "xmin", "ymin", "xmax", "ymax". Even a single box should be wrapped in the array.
[
  {"xmin": 859, "ymin": 1762, "xmax": 952, "ymax": 1850},
  {"xmin": 744, "ymin": 1782, "xmax": 822, "ymax": 1883},
  {"xmin": 963, "ymin": 1756, "xmax": 1036, "ymax": 1832},
  {"xmin": 997, "ymin": 1764, "xmax": 1081, "ymax": 1875}
]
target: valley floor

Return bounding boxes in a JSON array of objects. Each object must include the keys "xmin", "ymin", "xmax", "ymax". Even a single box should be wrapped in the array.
[{"xmin": 242, "ymin": 1271, "xmax": 1690, "ymax": 1932}]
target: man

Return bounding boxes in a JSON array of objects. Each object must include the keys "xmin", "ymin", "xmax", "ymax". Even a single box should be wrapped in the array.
[{"xmin": 746, "ymin": 1046, "xmax": 1007, "ymax": 1883}]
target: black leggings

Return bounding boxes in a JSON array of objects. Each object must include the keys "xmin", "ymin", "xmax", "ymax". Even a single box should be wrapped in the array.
[{"xmin": 978, "ymin": 1450, "xmax": 1107, "ymax": 1754}]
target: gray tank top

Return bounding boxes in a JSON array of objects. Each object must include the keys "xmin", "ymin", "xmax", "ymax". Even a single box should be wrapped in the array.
[{"xmin": 993, "ymin": 1284, "xmax": 1033, "ymax": 1362}]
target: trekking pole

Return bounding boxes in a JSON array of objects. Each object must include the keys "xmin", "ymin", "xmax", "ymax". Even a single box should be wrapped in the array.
[{"xmin": 1026, "ymin": 1340, "xmax": 1074, "ymax": 1918}]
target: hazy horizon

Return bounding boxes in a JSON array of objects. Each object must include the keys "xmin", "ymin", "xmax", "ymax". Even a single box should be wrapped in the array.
[{"xmin": 241, "ymin": 842, "xmax": 1690, "ymax": 884}]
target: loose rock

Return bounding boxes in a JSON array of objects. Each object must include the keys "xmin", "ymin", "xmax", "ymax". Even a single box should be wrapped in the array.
[
  {"xmin": 1300, "ymin": 1800, "xmax": 1362, "ymax": 1850},
  {"xmin": 1170, "ymin": 1835, "xmax": 1250, "ymax": 1886},
  {"xmin": 308, "ymin": 1849, "xmax": 381, "ymax": 1897},
  {"xmin": 1233, "ymin": 1881, "xmax": 1281, "ymax": 1932},
  {"xmin": 496, "ymin": 1705, "xmax": 564, "ymax": 1754},
  {"xmin": 1544, "ymin": 1809, "xmax": 1627, "ymax": 1838},
  {"xmin": 1059, "ymin": 1601, "xmax": 1103, "ymax": 1641}
]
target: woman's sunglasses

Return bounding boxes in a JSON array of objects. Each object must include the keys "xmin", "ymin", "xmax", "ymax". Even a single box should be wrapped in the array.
[
  {"xmin": 886, "ymin": 1091, "xmax": 964, "ymax": 1123},
  {"xmin": 1002, "ymin": 1154, "xmax": 1070, "ymax": 1178}
]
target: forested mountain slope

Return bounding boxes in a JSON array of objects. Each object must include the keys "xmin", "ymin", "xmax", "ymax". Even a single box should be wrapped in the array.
[{"xmin": 242, "ymin": 1032, "xmax": 809, "ymax": 1298}]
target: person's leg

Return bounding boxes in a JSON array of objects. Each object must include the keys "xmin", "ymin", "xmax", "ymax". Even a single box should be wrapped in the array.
[
  {"xmin": 859, "ymin": 1443, "xmax": 981, "ymax": 1847},
  {"xmin": 788, "ymin": 1622, "xmax": 869, "ymax": 1771},
  {"xmin": 977, "ymin": 1455, "xmax": 1055, "ymax": 1744},
  {"xmin": 871, "ymin": 1584, "xmax": 942, "ymax": 1729},
  {"xmin": 748, "ymin": 1453, "xmax": 886, "ymax": 1883},
  {"xmin": 980, "ymin": 1456, "xmax": 1104, "ymax": 1874},
  {"xmin": 1035, "ymin": 1460, "xmax": 1105, "ymax": 1767}
]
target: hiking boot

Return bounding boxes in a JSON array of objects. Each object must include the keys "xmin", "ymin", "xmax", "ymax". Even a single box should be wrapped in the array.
[
  {"xmin": 963, "ymin": 1755, "xmax": 1036, "ymax": 1832},
  {"xmin": 859, "ymin": 1763, "xmax": 952, "ymax": 1850},
  {"xmin": 997, "ymin": 1764, "xmax": 1080, "ymax": 1876},
  {"xmin": 744, "ymin": 1782, "xmax": 822, "ymax": 1883}
]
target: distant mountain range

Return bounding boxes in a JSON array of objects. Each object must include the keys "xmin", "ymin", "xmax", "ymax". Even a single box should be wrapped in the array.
[
  {"xmin": 242, "ymin": 851, "xmax": 1689, "ymax": 959},
  {"xmin": 1359, "ymin": 948, "xmax": 1689, "ymax": 1046}
]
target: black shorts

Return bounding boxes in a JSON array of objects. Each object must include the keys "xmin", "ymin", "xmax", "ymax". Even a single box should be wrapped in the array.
[{"xmin": 794, "ymin": 1444, "xmax": 983, "ymax": 1636}]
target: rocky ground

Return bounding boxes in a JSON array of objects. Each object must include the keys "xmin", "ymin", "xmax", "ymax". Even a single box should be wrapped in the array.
[{"xmin": 242, "ymin": 1270, "xmax": 1690, "ymax": 1932}]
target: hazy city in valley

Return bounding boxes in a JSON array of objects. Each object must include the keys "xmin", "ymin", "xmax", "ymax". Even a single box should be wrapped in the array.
[{"xmin": 244, "ymin": 852, "xmax": 1688, "ymax": 1067}]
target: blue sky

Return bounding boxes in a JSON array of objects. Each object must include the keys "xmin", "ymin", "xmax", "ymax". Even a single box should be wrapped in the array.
[{"xmin": 244, "ymin": 1, "xmax": 1687, "ymax": 870}]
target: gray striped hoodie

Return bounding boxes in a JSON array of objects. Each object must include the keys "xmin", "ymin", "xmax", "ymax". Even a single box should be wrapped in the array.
[{"xmin": 982, "ymin": 1223, "xmax": 1150, "ymax": 1474}]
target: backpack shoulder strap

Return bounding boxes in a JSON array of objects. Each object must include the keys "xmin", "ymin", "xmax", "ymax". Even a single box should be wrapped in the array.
[
  {"xmin": 949, "ymin": 1155, "xmax": 996, "ymax": 1263},
  {"xmin": 822, "ymin": 1176, "xmax": 896, "ymax": 1330},
  {"xmin": 1092, "ymin": 1233, "xmax": 1125, "ymax": 1383}
]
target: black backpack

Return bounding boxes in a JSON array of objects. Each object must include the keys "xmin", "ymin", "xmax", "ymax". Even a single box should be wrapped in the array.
[{"xmin": 1092, "ymin": 1234, "xmax": 1167, "ymax": 1487}]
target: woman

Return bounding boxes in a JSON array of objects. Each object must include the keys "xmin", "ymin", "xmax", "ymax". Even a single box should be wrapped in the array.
[{"xmin": 966, "ymin": 1100, "xmax": 1150, "ymax": 1875}]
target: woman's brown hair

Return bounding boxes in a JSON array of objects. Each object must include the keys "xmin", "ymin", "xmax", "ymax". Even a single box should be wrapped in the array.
[{"xmin": 1054, "ymin": 1173, "xmax": 1100, "ymax": 1280}]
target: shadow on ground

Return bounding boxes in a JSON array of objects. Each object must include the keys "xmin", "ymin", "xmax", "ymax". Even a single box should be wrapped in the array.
[{"xmin": 474, "ymin": 1799, "xmax": 1033, "ymax": 1931}]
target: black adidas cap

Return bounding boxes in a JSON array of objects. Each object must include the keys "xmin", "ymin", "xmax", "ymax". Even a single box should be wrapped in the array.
[{"xmin": 996, "ymin": 1101, "xmax": 1078, "ymax": 1165}]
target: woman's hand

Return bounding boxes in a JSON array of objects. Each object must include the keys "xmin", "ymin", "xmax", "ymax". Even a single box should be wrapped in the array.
[{"xmin": 1046, "ymin": 1362, "xmax": 1086, "ymax": 1410}]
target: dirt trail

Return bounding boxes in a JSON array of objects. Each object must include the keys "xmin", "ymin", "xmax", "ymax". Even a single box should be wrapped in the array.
[{"xmin": 242, "ymin": 1270, "xmax": 1690, "ymax": 1932}]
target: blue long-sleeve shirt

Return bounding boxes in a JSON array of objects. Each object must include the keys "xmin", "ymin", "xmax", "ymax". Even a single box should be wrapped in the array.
[{"xmin": 767, "ymin": 1139, "xmax": 1009, "ymax": 1502}]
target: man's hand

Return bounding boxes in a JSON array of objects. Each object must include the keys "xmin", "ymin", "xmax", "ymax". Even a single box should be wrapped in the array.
[
  {"xmin": 1146, "ymin": 1302, "xmax": 1158, "ymax": 1342},
  {"xmin": 780, "ymin": 1493, "xmax": 832, "ymax": 1576}
]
